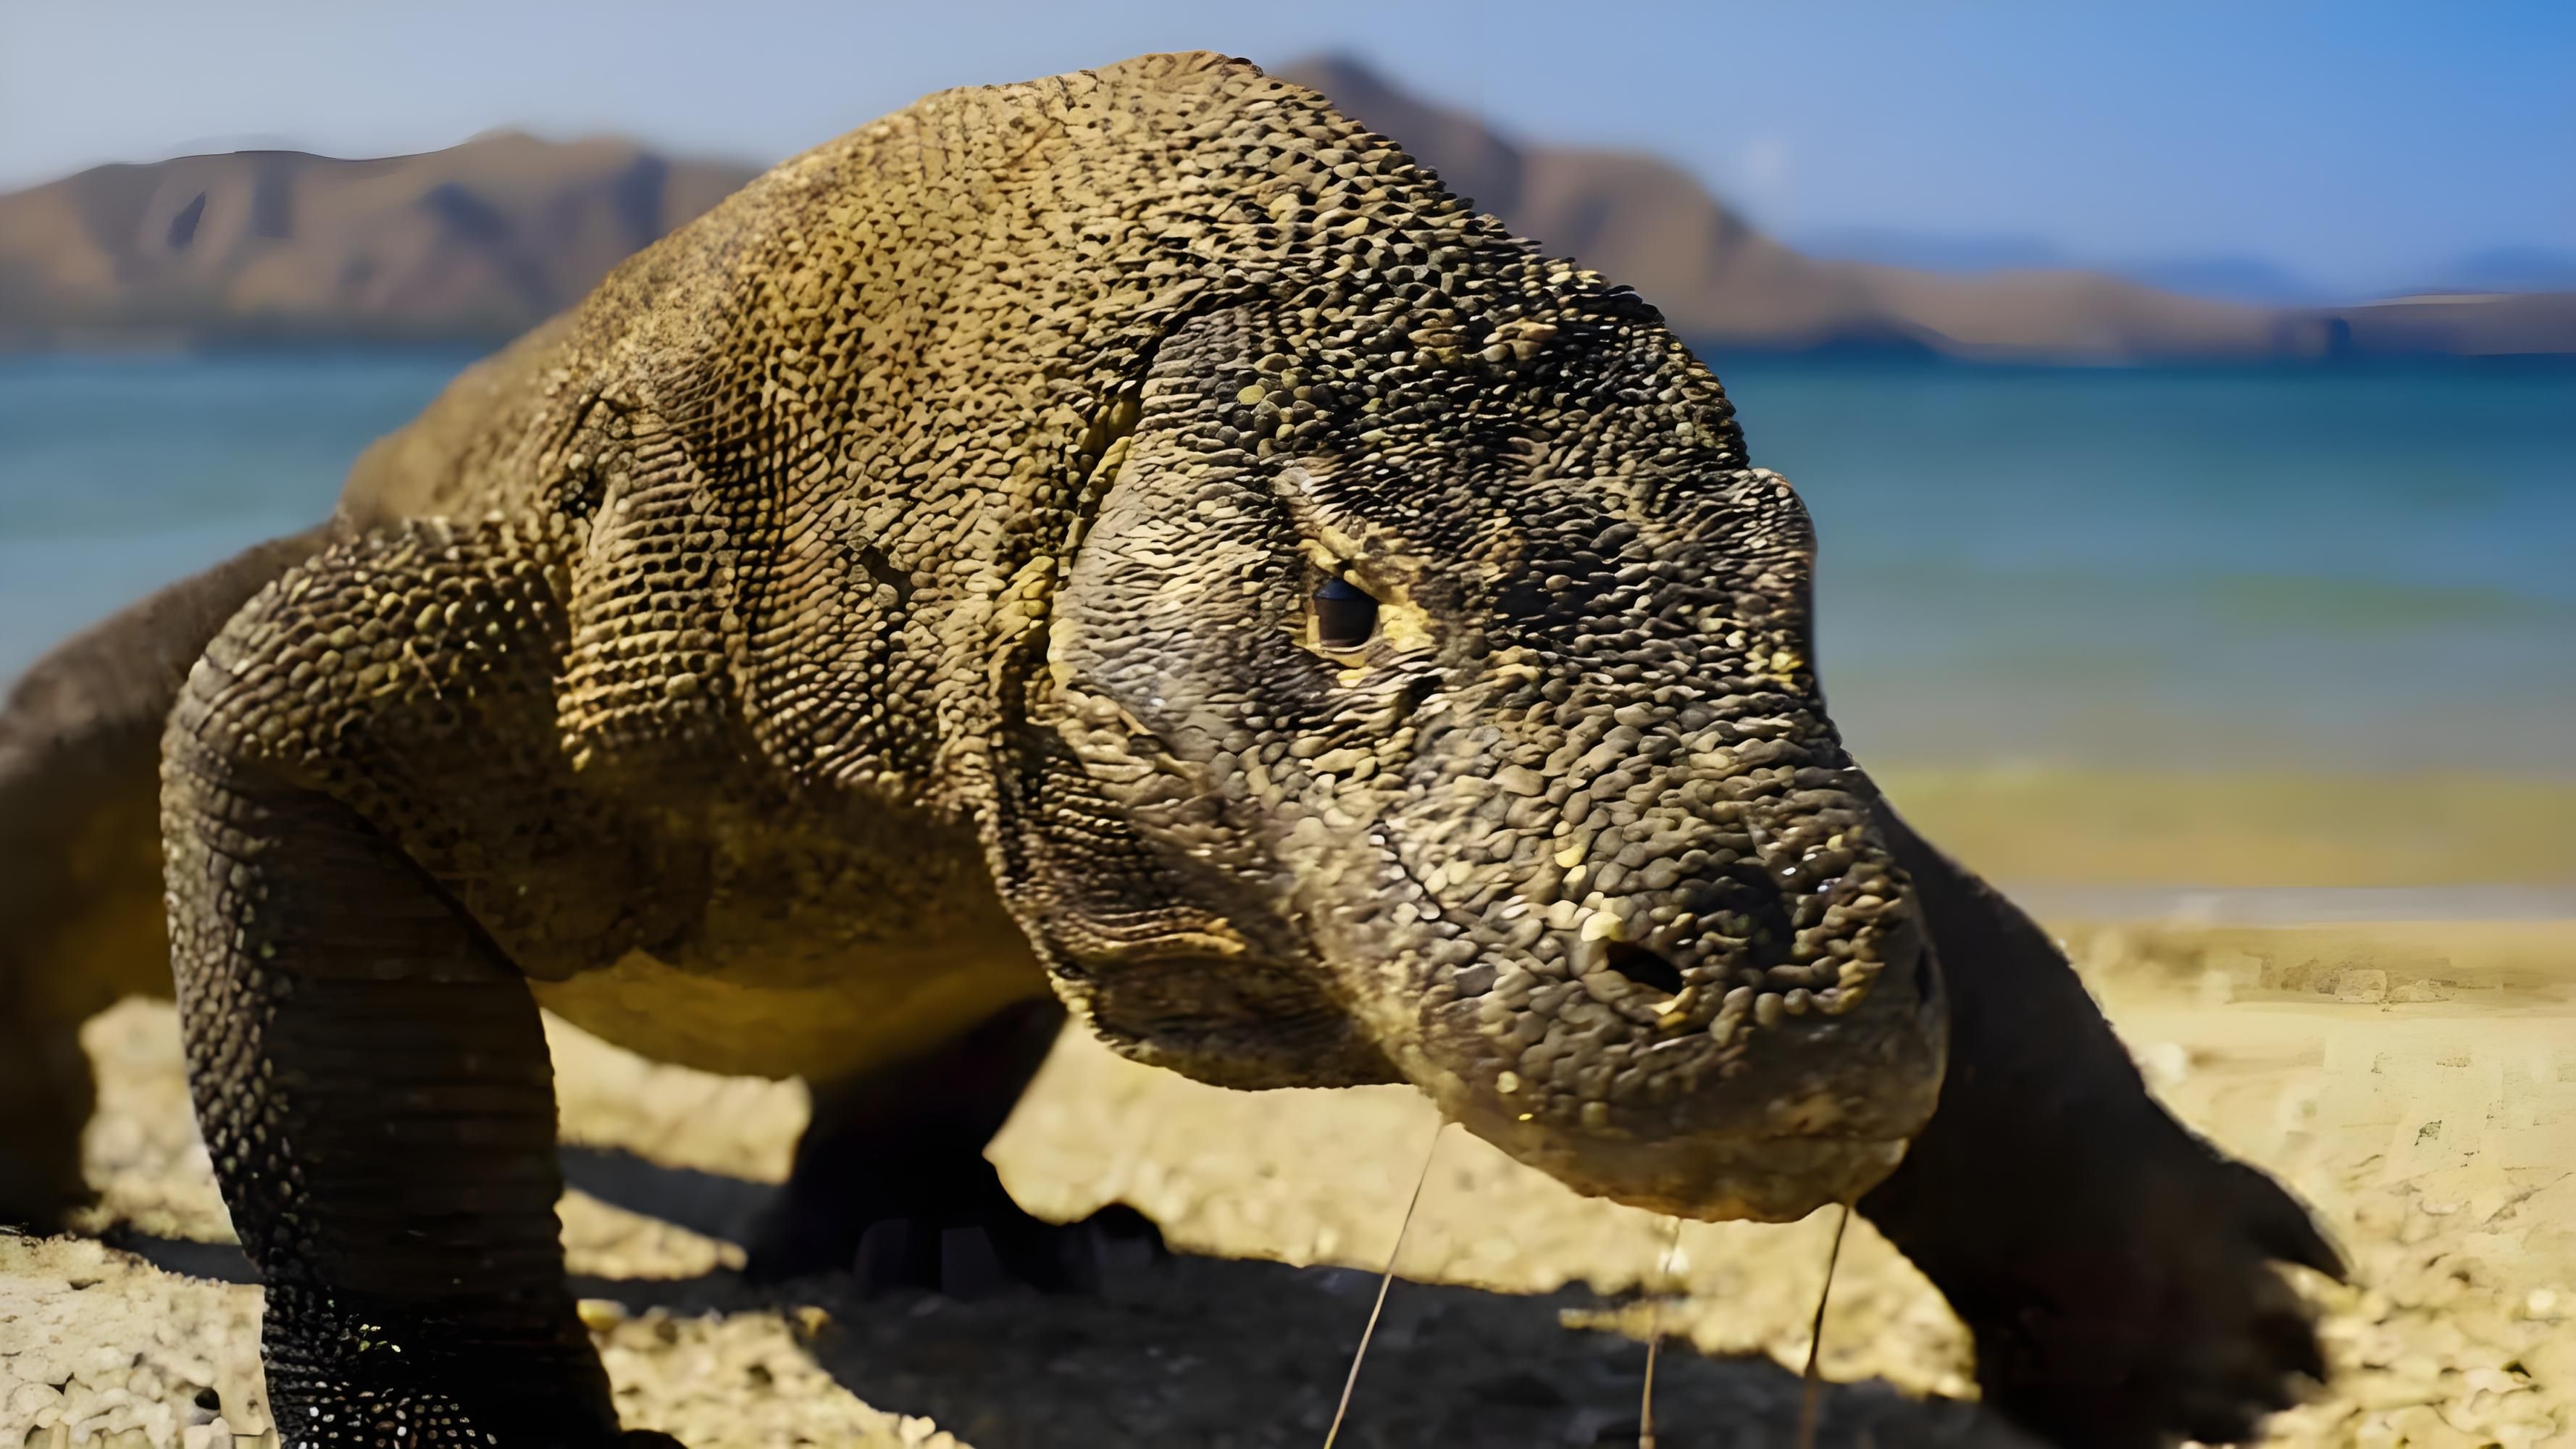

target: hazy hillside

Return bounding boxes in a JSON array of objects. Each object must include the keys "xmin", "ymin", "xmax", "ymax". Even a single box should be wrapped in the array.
[
  {"xmin": 0, "ymin": 133, "xmax": 755, "ymax": 346},
  {"xmin": 0, "ymin": 56, "xmax": 2564, "ymax": 358}
]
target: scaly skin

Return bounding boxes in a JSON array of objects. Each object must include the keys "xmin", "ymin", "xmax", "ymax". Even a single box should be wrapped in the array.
[{"xmin": 7, "ymin": 53, "xmax": 2340, "ymax": 1448}]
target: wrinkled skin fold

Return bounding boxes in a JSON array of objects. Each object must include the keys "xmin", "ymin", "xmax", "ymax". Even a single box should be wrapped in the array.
[{"xmin": 0, "ymin": 51, "xmax": 2338, "ymax": 1449}]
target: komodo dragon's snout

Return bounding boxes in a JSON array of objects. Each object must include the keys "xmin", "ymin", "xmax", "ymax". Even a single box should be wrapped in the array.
[{"xmin": 1021, "ymin": 300, "xmax": 1943, "ymax": 1222}]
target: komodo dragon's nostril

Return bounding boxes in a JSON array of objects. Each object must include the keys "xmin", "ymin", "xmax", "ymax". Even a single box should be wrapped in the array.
[{"xmin": 1602, "ymin": 941, "xmax": 1686, "ymax": 996}]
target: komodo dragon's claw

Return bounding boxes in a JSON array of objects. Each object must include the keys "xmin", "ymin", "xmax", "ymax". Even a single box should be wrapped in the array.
[{"xmin": 745, "ymin": 1172, "xmax": 1170, "ymax": 1298}]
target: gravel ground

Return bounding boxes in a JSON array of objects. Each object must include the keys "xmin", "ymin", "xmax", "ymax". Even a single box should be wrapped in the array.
[{"xmin": 4, "ymin": 917, "xmax": 2570, "ymax": 1448}]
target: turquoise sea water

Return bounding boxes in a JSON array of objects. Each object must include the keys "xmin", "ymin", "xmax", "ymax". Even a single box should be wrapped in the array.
[{"xmin": 2, "ymin": 350, "xmax": 2567, "ymax": 774}]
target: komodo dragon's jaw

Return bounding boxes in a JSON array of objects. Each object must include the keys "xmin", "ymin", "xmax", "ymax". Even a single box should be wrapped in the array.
[{"xmin": 1014, "ymin": 284, "xmax": 1946, "ymax": 1222}]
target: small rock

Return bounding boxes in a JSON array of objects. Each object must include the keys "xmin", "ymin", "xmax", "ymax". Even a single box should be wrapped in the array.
[
  {"xmin": 577, "ymin": 1298, "xmax": 630, "ymax": 1332},
  {"xmin": 2350, "ymin": 1369, "xmax": 2443, "ymax": 1412},
  {"xmin": 2519, "ymin": 1337, "xmax": 2576, "ymax": 1392}
]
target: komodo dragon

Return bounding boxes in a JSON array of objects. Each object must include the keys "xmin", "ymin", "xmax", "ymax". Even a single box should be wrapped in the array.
[{"xmin": 0, "ymin": 51, "xmax": 2341, "ymax": 1449}]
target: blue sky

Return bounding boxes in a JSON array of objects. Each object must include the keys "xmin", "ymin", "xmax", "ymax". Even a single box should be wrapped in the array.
[{"xmin": 4, "ymin": 1, "xmax": 2568, "ymax": 294}]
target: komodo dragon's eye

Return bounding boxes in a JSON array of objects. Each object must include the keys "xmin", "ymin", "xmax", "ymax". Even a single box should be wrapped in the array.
[{"xmin": 1313, "ymin": 577, "xmax": 1379, "ymax": 651}]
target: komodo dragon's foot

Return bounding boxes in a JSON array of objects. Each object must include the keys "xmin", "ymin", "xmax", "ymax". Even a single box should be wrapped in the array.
[
  {"xmin": 1865, "ymin": 1101, "xmax": 2338, "ymax": 1448},
  {"xmin": 1857, "ymin": 793, "xmax": 2341, "ymax": 1448},
  {"xmin": 262, "ymin": 1381, "xmax": 684, "ymax": 1449},
  {"xmin": 744, "ymin": 1163, "xmax": 1168, "ymax": 1297},
  {"xmin": 740, "ymin": 998, "xmax": 1169, "ymax": 1295},
  {"xmin": 253, "ymin": 1282, "xmax": 694, "ymax": 1449},
  {"xmin": 272, "ymin": 1394, "xmax": 685, "ymax": 1449}
]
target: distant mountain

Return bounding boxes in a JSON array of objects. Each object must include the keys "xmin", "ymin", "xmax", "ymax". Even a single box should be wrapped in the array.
[
  {"xmin": 0, "ymin": 133, "xmax": 756, "ymax": 346},
  {"xmin": 2113, "ymin": 256, "xmax": 2330, "ymax": 306},
  {"xmin": 1796, "ymin": 227, "xmax": 2075, "ymax": 276},
  {"xmin": 2420, "ymin": 246, "xmax": 2576, "ymax": 296},
  {"xmin": 1796, "ymin": 231, "xmax": 2576, "ymax": 312},
  {"xmin": 2292, "ymin": 290, "xmax": 2576, "ymax": 357},
  {"xmin": 1798, "ymin": 230, "xmax": 2335, "ymax": 306},
  {"xmin": 0, "ymin": 57, "xmax": 2566, "ymax": 359}
]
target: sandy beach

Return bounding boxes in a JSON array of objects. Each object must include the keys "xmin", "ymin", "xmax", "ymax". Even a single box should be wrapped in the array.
[{"xmin": 5, "ymin": 776, "xmax": 2572, "ymax": 1448}]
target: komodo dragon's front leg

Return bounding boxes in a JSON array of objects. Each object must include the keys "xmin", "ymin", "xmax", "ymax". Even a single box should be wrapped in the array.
[{"xmin": 160, "ymin": 524, "xmax": 670, "ymax": 1448}]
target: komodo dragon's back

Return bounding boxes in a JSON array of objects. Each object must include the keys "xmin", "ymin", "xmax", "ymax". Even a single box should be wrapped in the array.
[
  {"xmin": 1, "ymin": 52, "xmax": 2342, "ymax": 1449},
  {"xmin": 0, "ymin": 46, "xmax": 1321, "ymax": 1225}
]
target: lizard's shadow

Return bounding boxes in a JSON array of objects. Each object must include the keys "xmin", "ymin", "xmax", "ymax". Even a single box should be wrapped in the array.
[
  {"xmin": 107, "ymin": 1147, "xmax": 2034, "ymax": 1448},
  {"xmin": 554, "ymin": 1144, "xmax": 2038, "ymax": 1449}
]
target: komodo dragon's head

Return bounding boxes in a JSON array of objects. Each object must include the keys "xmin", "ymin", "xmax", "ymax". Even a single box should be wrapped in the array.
[{"xmin": 1008, "ymin": 280, "xmax": 1945, "ymax": 1224}]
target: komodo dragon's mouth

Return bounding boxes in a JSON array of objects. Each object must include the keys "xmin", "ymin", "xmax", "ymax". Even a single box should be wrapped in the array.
[
  {"xmin": 1350, "ymin": 821, "xmax": 1947, "ymax": 1222},
  {"xmin": 1455, "ymin": 1102, "xmax": 1919, "ymax": 1222}
]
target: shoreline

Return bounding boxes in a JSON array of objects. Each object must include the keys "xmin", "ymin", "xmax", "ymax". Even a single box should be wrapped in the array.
[
  {"xmin": 2006, "ymin": 881, "xmax": 2576, "ymax": 924},
  {"xmin": 1872, "ymin": 765, "xmax": 2576, "ymax": 890}
]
